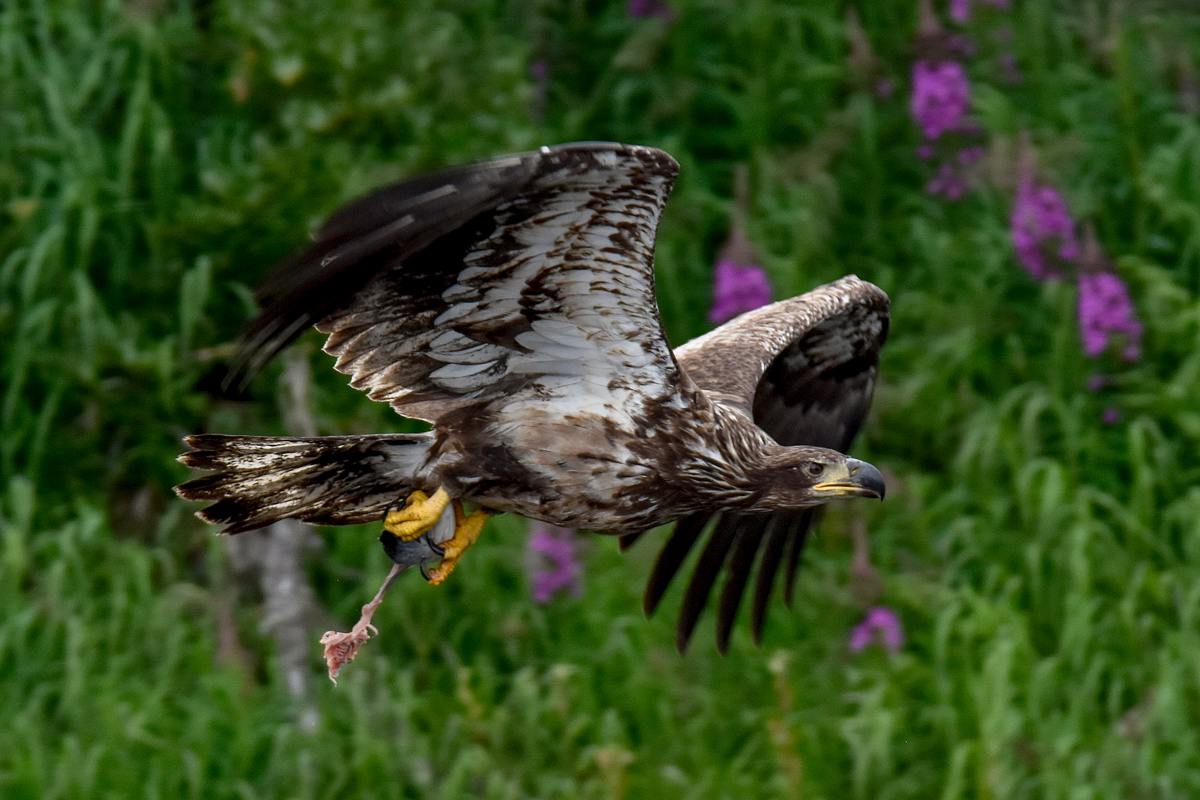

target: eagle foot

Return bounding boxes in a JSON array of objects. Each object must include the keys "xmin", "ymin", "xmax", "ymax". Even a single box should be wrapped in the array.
[
  {"xmin": 384, "ymin": 487, "xmax": 451, "ymax": 541},
  {"xmin": 426, "ymin": 503, "xmax": 491, "ymax": 586}
]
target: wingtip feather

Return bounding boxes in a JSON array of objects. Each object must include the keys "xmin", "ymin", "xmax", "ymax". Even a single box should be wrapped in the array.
[
  {"xmin": 643, "ymin": 513, "xmax": 708, "ymax": 617},
  {"xmin": 675, "ymin": 524, "xmax": 737, "ymax": 654}
]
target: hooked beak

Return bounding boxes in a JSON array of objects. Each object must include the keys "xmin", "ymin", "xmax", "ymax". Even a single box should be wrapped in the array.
[{"xmin": 812, "ymin": 457, "xmax": 886, "ymax": 500}]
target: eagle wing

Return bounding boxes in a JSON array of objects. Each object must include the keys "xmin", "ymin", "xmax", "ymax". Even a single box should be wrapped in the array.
[
  {"xmin": 639, "ymin": 275, "xmax": 890, "ymax": 652},
  {"xmin": 237, "ymin": 142, "xmax": 684, "ymax": 425}
]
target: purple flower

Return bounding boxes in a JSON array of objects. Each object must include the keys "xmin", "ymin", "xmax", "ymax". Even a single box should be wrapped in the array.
[
  {"xmin": 925, "ymin": 160, "xmax": 967, "ymax": 199},
  {"xmin": 527, "ymin": 524, "xmax": 582, "ymax": 604},
  {"xmin": 924, "ymin": 145, "xmax": 985, "ymax": 200},
  {"xmin": 1102, "ymin": 406, "xmax": 1121, "ymax": 425},
  {"xmin": 849, "ymin": 607, "xmax": 904, "ymax": 655},
  {"xmin": 959, "ymin": 146, "xmax": 985, "ymax": 163},
  {"xmin": 626, "ymin": 0, "xmax": 674, "ymax": 20},
  {"xmin": 910, "ymin": 61, "xmax": 971, "ymax": 140},
  {"xmin": 1078, "ymin": 272, "xmax": 1143, "ymax": 361},
  {"xmin": 710, "ymin": 257, "xmax": 772, "ymax": 324},
  {"xmin": 1010, "ymin": 177, "xmax": 1080, "ymax": 280},
  {"xmin": 710, "ymin": 205, "xmax": 772, "ymax": 324},
  {"xmin": 1087, "ymin": 373, "xmax": 1107, "ymax": 392}
]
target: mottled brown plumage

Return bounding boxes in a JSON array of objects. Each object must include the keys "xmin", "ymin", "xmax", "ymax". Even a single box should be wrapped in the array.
[{"xmin": 176, "ymin": 142, "xmax": 889, "ymax": 652}]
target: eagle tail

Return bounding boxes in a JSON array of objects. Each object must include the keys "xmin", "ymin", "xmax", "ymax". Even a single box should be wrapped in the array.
[{"xmin": 174, "ymin": 433, "xmax": 434, "ymax": 534}]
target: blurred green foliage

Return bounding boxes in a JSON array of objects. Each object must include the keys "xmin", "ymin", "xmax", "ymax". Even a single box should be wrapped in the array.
[{"xmin": 3, "ymin": 0, "xmax": 1200, "ymax": 797}]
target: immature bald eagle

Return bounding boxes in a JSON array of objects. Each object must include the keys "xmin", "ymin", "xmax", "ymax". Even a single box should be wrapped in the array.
[{"xmin": 176, "ymin": 142, "xmax": 889, "ymax": 656}]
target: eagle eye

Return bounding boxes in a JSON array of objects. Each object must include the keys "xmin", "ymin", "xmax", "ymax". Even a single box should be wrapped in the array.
[{"xmin": 801, "ymin": 461, "xmax": 825, "ymax": 478}]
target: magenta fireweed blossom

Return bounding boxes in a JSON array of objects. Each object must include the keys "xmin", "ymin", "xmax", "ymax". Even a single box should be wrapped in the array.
[
  {"xmin": 527, "ymin": 524, "xmax": 582, "ymax": 603},
  {"xmin": 959, "ymin": 146, "xmax": 985, "ymax": 163},
  {"xmin": 1076, "ymin": 223, "xmax": 1142, "ymax": 361},
  {"xmin": 710, "ymin": 257, "xmax": 772, "ymax": 324},
  {"xmin": 1078, "ymin": 271, "xmax": 1143, "ymax": 361},
  {"xmin": 925, "ymin": 147, "xmax": 984, "ymax": 199},
  {"xmin": 911, "ymin": 60, "xmax": 971, "ymax": 139},
  {"xmin": 1010, "ymin": 178, "xmax": 1080, "ymax": 280},
  {"xmin": 710, "ymin": 182, "xmax": 771, "ymax": 324},
  {"xmin": 926, "ymin": 160, "xmax": 968, "ymax": 199},
  {"xmin": 849, "ymin": 606, "xmax": 904, "ymax": 655}
]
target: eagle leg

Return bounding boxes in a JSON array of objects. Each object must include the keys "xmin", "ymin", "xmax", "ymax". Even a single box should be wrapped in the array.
[
  {"xmin": 425, "ymin": 500, "xmax": 491, "ymax": 586},
  {"xmin": 384, "ymin": 487, "xmax": 452, "ymax": 541}
]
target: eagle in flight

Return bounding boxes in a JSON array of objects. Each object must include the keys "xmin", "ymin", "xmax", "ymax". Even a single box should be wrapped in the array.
[{"xmin": 176, "ymin": 142, "xmax": 889, "ymax": 662}]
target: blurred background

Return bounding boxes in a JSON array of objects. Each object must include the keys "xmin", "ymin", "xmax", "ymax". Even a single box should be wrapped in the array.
[{"xmin": 3, "ymin": 0, "xmax": 1200, "ymax": 797}]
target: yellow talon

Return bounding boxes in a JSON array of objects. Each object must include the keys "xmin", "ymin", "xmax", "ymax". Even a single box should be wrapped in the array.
[
  {"xmin": 426, "ymin": 502, "xmax": 491, "ymax": 586},
  {"xmin": 384, "ymin": 487, "xmax": 451, "ymax": 541}
]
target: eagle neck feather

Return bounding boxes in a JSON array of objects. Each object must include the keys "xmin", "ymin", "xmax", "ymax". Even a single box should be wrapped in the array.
[{"xmin": 672, "ymin": 397, "xmax": 772, "ymax": 507}]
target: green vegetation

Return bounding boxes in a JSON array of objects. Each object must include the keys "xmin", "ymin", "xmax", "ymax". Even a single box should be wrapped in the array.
[{"xmin": 3, "ymin": 0, "xmax": 1200, "ymax": 797}]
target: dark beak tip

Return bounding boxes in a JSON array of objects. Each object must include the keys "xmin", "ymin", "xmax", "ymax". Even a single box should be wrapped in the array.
[{"xmin": 847, "ymin": 458, "xmax": 886, "ymax": 501}]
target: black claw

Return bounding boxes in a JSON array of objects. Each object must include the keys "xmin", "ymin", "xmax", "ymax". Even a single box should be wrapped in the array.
[{"xmin": 379, "ymin": 528, "xmax": 445, "ymax": 582}]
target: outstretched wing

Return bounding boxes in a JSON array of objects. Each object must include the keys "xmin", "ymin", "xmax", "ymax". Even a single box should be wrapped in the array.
[
  {"xmin": 237, "ymin": 142, "xmax": 683, "ymax": 424},
  {"xmin": 639, "ymin": 275, "xmax": 890, "ymax": 652}
]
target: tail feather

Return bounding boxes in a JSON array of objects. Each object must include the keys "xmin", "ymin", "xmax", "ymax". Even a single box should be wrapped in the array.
[{"xmin": 175, "ymin": 433, "xmax": 433, "ymax": 534}]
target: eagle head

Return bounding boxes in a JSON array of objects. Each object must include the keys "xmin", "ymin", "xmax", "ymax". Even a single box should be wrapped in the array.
[{"xmin": 754, "ymin": 446, "xmax": 886, "ymax": 510}]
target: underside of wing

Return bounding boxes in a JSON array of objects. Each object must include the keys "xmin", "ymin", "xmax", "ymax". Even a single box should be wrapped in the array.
[
  {"xmin": 236, "ymin": 143, "xmax": 684, "ymax": 424},
  {"xmin": 235, "ymin": 153, "xmax": 542, "ymax": 382},
  {"xmin": 642, "ymin": 275, "xmax": 890, "ymax": 652}
]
